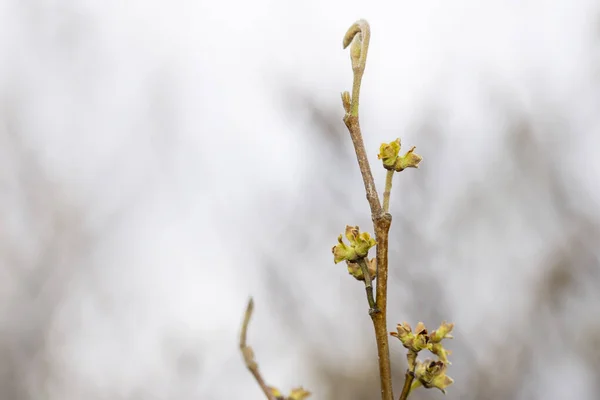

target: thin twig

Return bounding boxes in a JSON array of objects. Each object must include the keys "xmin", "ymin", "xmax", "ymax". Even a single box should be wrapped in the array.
[
  {"xmin": 383, "ymin": 170, "xmax": 394, "ymax": 213},
  {"xmin": 358, "ymin": 257, "xmax": 378, "ymax": 314},
  {"xmin": 398, "ymin": 369, "xmax": 415, "ymax": 400},
  {"xmin": 343, "ymin": 20, "xmax": 383, "ymax": 219},
  {"xmin": 343, "ymin": 20, "xmax": 393, "ymax": 400},
  {"xmin": 239, "ymin": 298, "xmax": 277, "ymax": 400}
]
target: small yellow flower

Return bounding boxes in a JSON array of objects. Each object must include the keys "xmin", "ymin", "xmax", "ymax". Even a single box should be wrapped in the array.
[
  {"xmin": 430, "ymin": 321, "xmax": 454, "ymax": 343},
  {"xmin": 431, "ymin": 342, "xmax": 452, "ymax": 365},
  {"xmin": 413, "ymin": 359, "xmax": 454, "ymax": 394},
  {"xmin": 378, "ymin": 139, "xmax": 401, "ymax": 169},
  {"xmin": 332, "ymin": 226, "xmax": 376, "ymax": 264},
  {"xmin": 390, "ymin": 321, "xmax": 431, "ymax": 353},
  {"xmin": 288, "ymin": 387, "xmax": 311, "ymax": 400},
  {"xmin": 395, "ymin": 146, "xmax": 422, "ymax": 171},
  {"xmin": 269, "ymin": 387, "xmax": 285, "ymax": 400},
  {"xmin": 332, "ymin": 235, "xmax": 357, "ymax": 264},
  {"xmin": 378, "ymin": 139, "xmax": 422, "ymax": 171}
]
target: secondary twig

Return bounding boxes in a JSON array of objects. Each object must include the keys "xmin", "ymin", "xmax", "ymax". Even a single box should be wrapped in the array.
[
  {"xmin": 398, "ymin": 368, "xmax": 415, "ymax": 400},
  {"xmin": 239, "ymin": 298, "xmax": 276, "ymax": 400},
  {"xmin": 343, "ymin": 19, "xmax": 393, "ymax": 400},
  {"xmin": 383, "ymin": 170, "xmax": 394, "ymax": 213},
  {"xmin": 343, "ymin": 20, "xmax": 383, "ymax": 219},
  {"xmin": 358, "ymin": 257, "xmax": 378, "ymax": 314}
]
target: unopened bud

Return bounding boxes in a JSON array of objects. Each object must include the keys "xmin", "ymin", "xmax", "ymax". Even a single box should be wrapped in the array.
[{"xmin": 341, "ymin": 91, "xmax": 351, "ymax": 113}]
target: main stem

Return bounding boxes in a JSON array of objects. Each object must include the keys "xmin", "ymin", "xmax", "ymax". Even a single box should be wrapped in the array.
[
  {"xmin": 372, "ymin": 213, "xmax": 393, "ymax": 400},
  {"xmin": 343, "ymin": 20, "xmax": 393, "ymax": 400},
  {"xmin": 343, "ymin": 85, "xmax": 393, "ymax": 400}
]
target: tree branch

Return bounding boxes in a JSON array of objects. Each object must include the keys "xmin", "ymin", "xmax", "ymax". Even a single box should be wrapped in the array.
[
  {"xmin": 343, "ymin": 20, "xmax": 393, "ymax": 400},
  {"xmin": 398, "ymin": 368, "xmax": 415, "ymax": 400},
  {"xmin": 239, "ymin": 298, "xmax": 277, "ymax": 400},
  {"xmin": 383, "ymin": 170, "xmax": 395, "ymax": 213}
]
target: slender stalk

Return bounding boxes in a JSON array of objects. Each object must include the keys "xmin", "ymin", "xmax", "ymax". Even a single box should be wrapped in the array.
[
  {"xmin": 358, "ymin": 257, "xmax": 377, "ymax": 314},
  {"xmin": 343, "ymin": 20, "xmax": 393, "ymax": 400},
  {"xmin": 343, "ymin": 20, "xmax": 383, "ymax": 219},
  {"xmin": 398, "ymin": 369, "xmax": 415, "ymax": 400},
  {"xmin": 383, "ymin": 170, "xmax": 394, "ymax": 213},
  {"xmin": 239, "ymin": 298, "xmax": 276, "ymax": 400}
]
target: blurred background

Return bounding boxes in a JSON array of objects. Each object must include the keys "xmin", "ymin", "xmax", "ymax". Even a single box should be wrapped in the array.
[{"xmin": 1, "ymin": 0, "xmax": 600, "ymax": 399}]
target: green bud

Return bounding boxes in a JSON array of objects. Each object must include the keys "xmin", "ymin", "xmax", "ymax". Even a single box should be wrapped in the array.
[
  {"xmin": 341, "ymin": 91, "xmax": 351, "ymax": 113},
  {"xmin": 349, "ymin": 33, "xmax": 362, "ymax": 69}
]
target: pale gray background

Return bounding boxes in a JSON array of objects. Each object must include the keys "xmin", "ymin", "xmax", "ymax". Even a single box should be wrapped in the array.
[{"xmin": 1, "ymin": 0, "xmax": 599, "ymax": 399}]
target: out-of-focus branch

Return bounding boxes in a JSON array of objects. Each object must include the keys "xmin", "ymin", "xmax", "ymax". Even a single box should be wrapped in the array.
[{"xmin": 239, "ymin": 298, "xmax": 277, "ymax": 400}]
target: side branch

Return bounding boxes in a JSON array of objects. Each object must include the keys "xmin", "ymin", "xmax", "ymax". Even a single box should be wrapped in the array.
[
  {"xmin": 398, "ymin": 369, "xmax": 415, "ymax": 400},
  {"xmin": 342, "ymin": 19, "xmax": 382, "ymax": 219},
  {"xmin": 239, "ymin": 298, "xmax": 277, "ymax": 400},
  {"xmin": 383, "ymin": 170, "xmax": 394, "ymax": 213}
]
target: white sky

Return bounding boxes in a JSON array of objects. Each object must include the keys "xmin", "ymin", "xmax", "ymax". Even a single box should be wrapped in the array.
[{"xmin": 0, "ymin": 0, "xmax": 599, "ymax": 399}]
